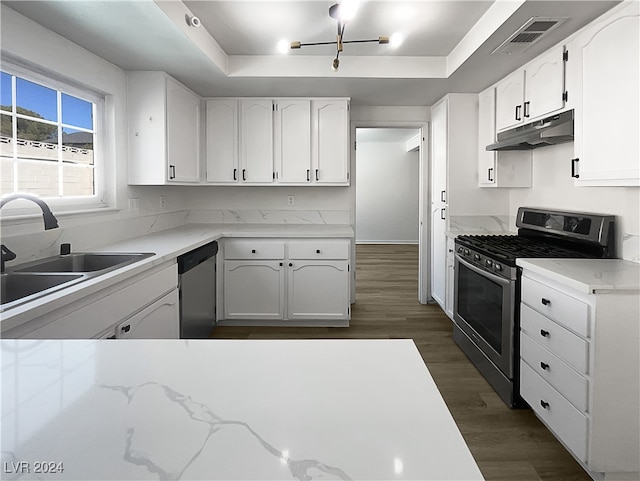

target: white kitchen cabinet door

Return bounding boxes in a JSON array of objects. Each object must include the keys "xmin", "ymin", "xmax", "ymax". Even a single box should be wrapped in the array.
[
  {"xmin": 312, "ymin": 99, "xmax": 349, "ymax": 184},
  {"xmin": 275, "ymin": 100, "xmax": 311, "ymax": 183},
  {"xmin": 128, "ymin": 72, "xmax": 200, "ymax": 185},
  {"xmin": 444, "ymin": 236, "xmax": 455, "ymax": 320},
  {"xmin": 431, "ymin": 99, "xmax": 448, "ymax": 204},
  {"xmin": 166, "ymin": 77, "xmax": 200, "ymax": 182},
  {"xmin": 571, "ymin": 4, "xmax": 640, "ymax": 186},
  {"xmin": 495, "ymin": 70, "xmax": 525, "ymax": 131},
  {"xmin": 431, "ymin": 206, "xmax": 447, "ymax": 308},
  {"xmin": 478, "ymin": 87, "xmax": 497, "ymax": 186},
  {"xmin": 206, "ymin": 99, "xmax": 239, "ymax": 183},
  {"xmin": 223, "ymin": 261, "xmax": 285, "ymax": 320},
  {"xmin": 287, "ymin": 260, "xmax": 349, "ymax": 320},
  {"xmin": 525, "ymin": 45, "xmax": 565, "ymax": 121},
  {"xmin": 116, "ymin": 289, "xmax": 179, "ymax": 339},
  {"xmin": 240, "ymin": 99, "xmax": 274, "ymax": 183}
]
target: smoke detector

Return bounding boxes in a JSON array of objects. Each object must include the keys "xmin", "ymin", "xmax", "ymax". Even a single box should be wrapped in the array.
[{"xmin": 492, "ymin": 17, "xmax": 568, "ymax": 55}]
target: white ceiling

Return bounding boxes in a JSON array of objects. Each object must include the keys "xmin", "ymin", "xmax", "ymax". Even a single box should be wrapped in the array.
[{"xmin": 2, "ymin": 0, "xmax": 620, "ymax": 106}]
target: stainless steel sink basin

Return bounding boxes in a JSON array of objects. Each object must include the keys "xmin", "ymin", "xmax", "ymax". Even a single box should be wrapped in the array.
[
  {"xmin": 14, "ymin": 252, "xmax": 154, "ymax": 273},
  {"xmin": 1, "ymin": 252, "xmax": 155, "ymax": 312},
  {"xmin": 1, "ymin": 272, "xmax": 87, "ymax": 308}
]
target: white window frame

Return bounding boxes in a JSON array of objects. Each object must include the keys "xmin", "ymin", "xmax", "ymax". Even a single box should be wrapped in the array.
[{"xmin": 0, "ymin": 60, "xmax": 108, "ymax": 218}]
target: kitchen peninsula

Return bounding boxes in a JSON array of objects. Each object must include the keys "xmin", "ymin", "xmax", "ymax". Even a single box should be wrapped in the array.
[{"xmin": 1, "ymin": 339, "xmax": 483, "ymax": 480}]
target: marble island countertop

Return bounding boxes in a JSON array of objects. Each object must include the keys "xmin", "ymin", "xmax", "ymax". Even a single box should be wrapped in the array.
[
  {"xmin": 0, "ymin": 223, "xmax": 353, "ymax": 333},
  {"xmin": 0, "ymin": 339, "xmax": 483, "ymax": 481},
  {"xmin": 516, "ymin": 258, "xmax": 640, "ymax": 293}
]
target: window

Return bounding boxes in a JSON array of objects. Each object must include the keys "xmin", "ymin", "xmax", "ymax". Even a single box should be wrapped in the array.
[{"xmin": 1, "ymin": 65, "xmax": 105, "ymax": 209}]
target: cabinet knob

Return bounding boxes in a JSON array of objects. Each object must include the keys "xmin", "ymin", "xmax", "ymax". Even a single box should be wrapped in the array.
[
  {"xmin": 279, "ymin": 262, "xmax": 283, "ymax": 266},
  {"xmin": 540, "ymin": 400, "xmax": 550, "ymax": 410},
  {"xmin": 121, "ymin": 325, "xmax": 131, "ymax": 333},
  {"xmin": 289, "ymin": 263, "xmax": 293, "ymax": 267},
  {"xmin": 540, "ymin": 329, "xmax": 550, "ymax": 338},
  {"xmin": 540, "ymin": 362, "xmax": 550, "ymax": 371},
  {"xmin": 541, "ymin": 298, "xmax": 551, "ymax": 306},
  {"xmin": 316, "ymin": 249, "xmax": 321, "ymax": 254},
  {"xmin": 251, "ymin": 249, "xmax": 256, "ymax": 254}
]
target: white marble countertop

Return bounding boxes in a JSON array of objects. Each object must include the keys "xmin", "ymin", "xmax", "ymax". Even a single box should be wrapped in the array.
[
  {"xmin": 516, "ymin": 258, "xmax": 640, "ymax": 294},
  {"xmin": 0, "ymin": 339, "xmax": 483, "ymax": 481},
  {"xmin": 0, "ymin": 224, "xmax": 353, "ymax": 333}
]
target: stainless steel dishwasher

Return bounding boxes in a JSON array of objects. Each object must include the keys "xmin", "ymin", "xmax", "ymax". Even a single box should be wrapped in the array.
[{"xmin": 177, "ymin": 240, "xmax": 218, "ymax": 338}]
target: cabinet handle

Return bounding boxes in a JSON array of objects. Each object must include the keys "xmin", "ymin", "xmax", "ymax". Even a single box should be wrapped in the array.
[
  {"xmin": 233, "ymin": 168, "xmax": 237, "ymax": 181},
  {"xmin": 440, "ymin": 190, "xmax": 446, "ymax": 203},
  {"xmin": 488, "ymin": 168, "xmax": 494, "ymax": 182},
  {"xmin": 307, "ymin": 169, "xmax": 310, "ymax": 182},
  {"xmin": 121, "ymin": 325, "xmax": 131, "ymax": 333},
  {"xmin": 571, "ymin": 158, "xmax": 580, "ymax": 178},
  {"xmin": 440, "ymin": 208, "xmax": 446, "ymax": 220},
  {"xmin": 251, "ymin": 249, "xmax": 256, "ymax": 254},
  {"xmin": 242, "ymin": 169, "xmax": 247, "ymax": 181},
  {"xmin": 515, "ymin": 105, "xmax": 522, "ymax": 121},
  {"xmin": 279, "ymin": 262, "xmax": 283, "ymax": 266},
  {"xmin": 316, "ymin": 249, "xmax": 321, "ymax": 254},
  {"xmin": 541, "ymin": 298, "xmax": 551, "ymax": 306},
  {"xmin": 540, "ymin": 362, "xmax": 550, "ymax": 370},
  {"xmin": 540, "ymin": 329, "xmax": 550, "ymax": 338},
  {"xmin": 540, "ymin": 400, "xmax": 550, "ymax": 410},
  {"xmin": 315, "ymin": 169, "xmax": 319, "ymax": 181},
  {"xmin": 289, "ymin": 262, "xmax": 293, "ymax": 267},
  {"xmin": 523, "ymin": 101, "xmax": 530, "ymax": 118},
  {"xmin": 169, "ymin": 165, "xmax": 176, "ymax": 179}
]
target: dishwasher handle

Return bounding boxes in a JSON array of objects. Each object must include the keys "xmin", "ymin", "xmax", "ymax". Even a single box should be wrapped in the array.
[{"xmin": 178, "ymin": 241, "xmax": 218, "ymax": 274}]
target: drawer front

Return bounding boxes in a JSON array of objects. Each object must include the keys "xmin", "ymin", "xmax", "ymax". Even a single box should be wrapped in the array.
[
  {"xmin": 288, "ymin": 239, "xmax": 350, "ymax": 260},
  {"xmin": 521, "ymin": 276, "xmax": 589, "ymax": 337},
  {"xmin": 521, "ymin": 332, "xmax": 588, "ymax": 411},
  {"xmin": 521, "ymin": 303, "xmax": 589, "ymax": 374},
  {"xmin": 224, "ymin": 240, "xmax": 285, "ymax": 260},
  {"xmin": 520, "ymin": 361, "xmax": 589, "ymax": 462}
]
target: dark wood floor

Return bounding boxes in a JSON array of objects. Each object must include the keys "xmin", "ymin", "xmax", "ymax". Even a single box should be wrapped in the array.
[{"xmin": 211, "ymin": 244, "xmax": 592, "ymax": 481}]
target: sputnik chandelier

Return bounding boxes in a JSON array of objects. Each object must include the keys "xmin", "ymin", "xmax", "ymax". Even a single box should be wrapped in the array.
[{"xmin": 290, "ymin": 2, "xmax": 389, "ymax": 71}]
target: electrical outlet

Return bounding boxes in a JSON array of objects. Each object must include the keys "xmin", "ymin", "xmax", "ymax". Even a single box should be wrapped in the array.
[
  {"xmin": 128, "ymin": 198, "xmax": 140, "ymax": 213},
  {"xmin": 287, "ymin": 195, "xmax": 295, "ymax": 206},
  {"xmin": 160, "ymin": 196, "xmax": 167, "ymax": 210}
]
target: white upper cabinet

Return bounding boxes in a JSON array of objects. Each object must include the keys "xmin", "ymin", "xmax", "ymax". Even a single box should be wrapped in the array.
[
  {"xmin": 275, "ymin": 100, "xmax": 311, "ymax": 183},
  {"xmin": 478, "ymin": 86, "xmax": 532, "ymax": 188},
  {"xmin": 240, "ymin": 99, "xmax": 274, "ymax": 183},
  {"xmin": 128, "ymin": 72, "xmax": 201, "ymax": 185},
  {"xmin": 206, "ymin": 100, "xmax": 239, "ymax": 183},
  {"xmin": 312, "ymin": 99, "xmax": 350, "ymax": 184},
  {"xmin": 205, "ymin": 98, "xmax": 349, "ymax": 186},
  {"xmin": 568, "ymin": 2, "xmax": 640, "ymax": 186},
  {"xmin": 495, "ymin": 45, "xmax": 566, "ymax": 132}
]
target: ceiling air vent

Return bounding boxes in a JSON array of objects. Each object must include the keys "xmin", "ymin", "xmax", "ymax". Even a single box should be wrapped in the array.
[{"xmin": 492, "ymin": 17, "xmax": 568, "ymax": 55}]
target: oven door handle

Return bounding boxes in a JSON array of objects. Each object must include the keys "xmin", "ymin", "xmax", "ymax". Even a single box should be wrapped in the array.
[{"xmin": 455, "ymin": 253, "xmax": 511, "ymax": 287}]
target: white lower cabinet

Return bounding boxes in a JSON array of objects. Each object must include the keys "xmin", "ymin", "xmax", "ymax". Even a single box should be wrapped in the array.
[
  {"xmin": 10, "ymin": 263, "xmax": 179, "ymax": 339},
  {"xmin": 444, "ymin": 236, "xmax": 455, "ymax": 320},
  {"xmin": 220, "ymin": 238, "xmax": 350, "ymax": 325},
  {"xmin": 518, "ymin": 266, "xmax": 639, "ymax": 479},
  {"xmin": 116, "ymin": 289, "xmax": 179, "ymax": 339}
]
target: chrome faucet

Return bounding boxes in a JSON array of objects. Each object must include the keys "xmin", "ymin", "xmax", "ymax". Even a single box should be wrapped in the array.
[{"xmin": 0, "ymin": 193, "xmax": 60, "ymax": 272}]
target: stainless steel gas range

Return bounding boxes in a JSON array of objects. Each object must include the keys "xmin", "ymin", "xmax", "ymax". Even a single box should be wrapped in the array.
[{"xmin": 453, "ymin": 207, "xmax": 616, "ymax": 407}]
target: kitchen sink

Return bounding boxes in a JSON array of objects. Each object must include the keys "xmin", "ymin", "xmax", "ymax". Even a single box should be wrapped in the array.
[
  {"xmin": 1, "ymin": 272, "xmax": 87, "ymax": 308},
  {"xmin": 1, "ymin": 252, "xmax": 155, "ymax": 312},
  {"xmin": 14, "ymin": 252, "xmax": 154, "ymax": 274}
]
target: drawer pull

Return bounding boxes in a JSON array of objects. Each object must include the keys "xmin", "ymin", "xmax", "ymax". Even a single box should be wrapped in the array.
[
  {"xmin": 541, "ymin": 298, "xmax": 551, "ymax": 306},
  {"xmin": 251, "ymin": 249, "xmax": 256, "ymax": 254},
  {"xmin": 540, "ymin": 329, "xmax": 550, "ymax": 338},
  {"xmin": 540, "ymin": 362, "xmax": 550, "ymax": 370},
  {"xmin": 316, "ymin": 249, "xmax": 321, "ymax": 254},
  {"xmin": 540, "ymin": 400, "xmax": 550, "ymax": 410}
]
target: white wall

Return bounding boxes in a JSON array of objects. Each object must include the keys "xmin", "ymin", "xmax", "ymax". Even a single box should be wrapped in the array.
[
  {"xmin": 355, "ymin": 131, "xmax": 420, "ymax": 243},
  {"xmin": 508, "ymin": 142, "xmax": 640, "ymax": 262}
]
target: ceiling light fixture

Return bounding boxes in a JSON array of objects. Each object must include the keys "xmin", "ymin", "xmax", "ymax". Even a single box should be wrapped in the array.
[{"xmin": 290, "ymin": 2, "xmax": 389, "ymax": 71}]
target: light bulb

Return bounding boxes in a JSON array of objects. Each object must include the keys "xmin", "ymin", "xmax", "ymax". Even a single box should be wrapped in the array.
[
  {"xmin": 339, "ymin": 0, "xmax": 360, "ymax": 21},
  {"xmin": 390, "ymin": 32, "xmax": 404, "ymax": 48},
  {"xmin": 277, "ymin": 39, "xmax": 290, "ymax": 54}
]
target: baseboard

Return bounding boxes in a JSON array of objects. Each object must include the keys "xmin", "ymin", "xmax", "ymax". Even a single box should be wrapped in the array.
[{"xmin": 356, "ymin": 240, "xmax": 419, "ymax": 245}]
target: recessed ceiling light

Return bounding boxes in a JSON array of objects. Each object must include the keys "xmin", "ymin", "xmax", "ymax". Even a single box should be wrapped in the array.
[{"xmin": 277, "ymin": 39, "xmax": 290, "ymax": 54}]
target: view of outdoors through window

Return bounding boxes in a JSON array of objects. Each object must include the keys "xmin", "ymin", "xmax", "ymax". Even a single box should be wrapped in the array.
[{"xmin": 0, "ymin": 70, "xmax": 96, "ymax": 198}]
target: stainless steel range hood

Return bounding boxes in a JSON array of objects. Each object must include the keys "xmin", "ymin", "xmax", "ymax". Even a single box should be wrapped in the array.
[{"xmin": 486, "ymin": 110, "xmax": 574, "ymax": 151}]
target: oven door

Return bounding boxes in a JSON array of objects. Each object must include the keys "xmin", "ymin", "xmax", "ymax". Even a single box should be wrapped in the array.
[{"xmin": 454, "ymin": 253, "xmax": 516, "ymax": 378}]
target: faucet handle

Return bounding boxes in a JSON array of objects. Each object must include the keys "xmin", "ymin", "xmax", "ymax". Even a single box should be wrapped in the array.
[
  {"xmin": 1, "ymin": 244, "xmax": 17, "ymax": 273},
  {"xmin": 60, "ymin": 243, "xmax": 71, "ymax": 255}
]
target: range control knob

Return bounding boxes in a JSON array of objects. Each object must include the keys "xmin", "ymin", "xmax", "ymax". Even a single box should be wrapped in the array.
[
  {"xmin": 457, "ymin": 247, "xmax": 463, "ymax": 254},
  {"xmin": 485, "ymin": 259, "xmax": 493, "ymax": 267},
  {"xmin": 494, "ymin": 263, "xmax": 503, "ymax": 272},
  {"xmin": 463, "ymin": 249, "xmax": 470, "ymax": 256},
  {"xmin": 473, "ymin": 254, "xmax": 480, "ymax": 261}
]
